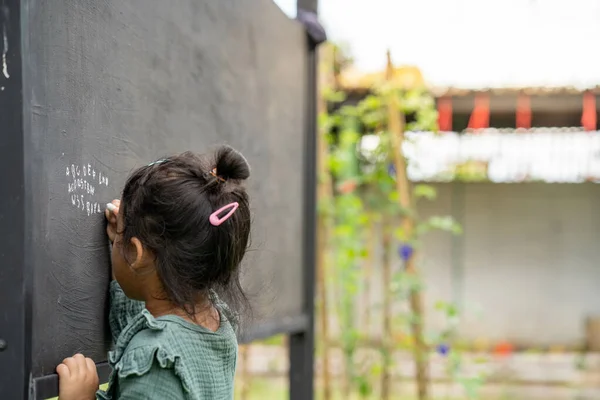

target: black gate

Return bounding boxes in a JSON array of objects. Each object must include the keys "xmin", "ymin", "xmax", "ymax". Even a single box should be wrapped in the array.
[{"xmin": 0, "ymin": 0, "xmax": 318, "ymax": 398}]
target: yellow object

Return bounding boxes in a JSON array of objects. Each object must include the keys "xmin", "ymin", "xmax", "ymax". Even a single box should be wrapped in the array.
[
  {"xmin": 549, "ymin": 345, "xmax": 565, "ymax": 354},
  {"xmin": 339, "ymin": 65, "xmax": 426, "ymax": 90},
  {"xmin": 473, "ymin": 338, "xmax": 490, "ymax": 352},
  {"xmin": 47, "ymin": 383, "xmax": 109, "ymax": 400}
]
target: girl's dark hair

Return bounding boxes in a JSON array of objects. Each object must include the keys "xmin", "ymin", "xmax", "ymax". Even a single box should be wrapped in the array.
[{"xmin": 119, "ymin": 145, "xmax": 251, "ymax": 326}]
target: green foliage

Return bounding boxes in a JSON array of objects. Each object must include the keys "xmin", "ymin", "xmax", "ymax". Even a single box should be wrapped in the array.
[
  {"xmin": 408, "ymin": 107, "xmax": 439, "ymax": 132},
  {"xmin": 431, "ymin": 299, "xmax": 491, "ymax": 399},
  {"xmin": 417, "ymin": 216, "xmax": 463, "ymax": 236},
  {"xmin": 318, "ymin": 112, "xmax": 340, "ymax": 136},
  {"xmin": 317, "ymin": 58, "xmax": 487, "ymax": 398},
  {"xmin": 322, "ymin": 88, "xmax": 347, "ymax": 104},
  {"xmin": 458, "ymin": 375, "xmax": 486, "ymax": 400},
  {"xmin": 355, "ymin": 375, "xmax": 373, "ymax": 398},
  {"xmin": 391, "ymin": 270, "xmax": 424, "ymax": 298},
  {"xmin": 413, "ymin": 184, "xmax": 437, "ymax": 200},
  {"xmin": 329, "ymin": 42, "xmax": 354, "ymax": 76},
  {"xmin": 258, "ymin": 334, "xmax": 285, "ymax": 346},
  {"xmin": 454, "ymin": 161, "xmax": 488, "ymax": 182},
  {"xmin": 435, "ymin": 301, "xmax": 460, "ymax": 320},
  {"xmin": 356, "ymin": 95, "xmax": 387, "ymax": 129}
]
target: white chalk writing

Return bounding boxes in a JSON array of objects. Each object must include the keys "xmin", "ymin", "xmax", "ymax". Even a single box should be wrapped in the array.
[{"xmin": 65, "ymin": 161, "xmax": 111, "ymax": 216}]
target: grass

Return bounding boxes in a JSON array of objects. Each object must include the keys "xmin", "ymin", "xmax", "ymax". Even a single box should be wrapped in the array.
[
  {"xmin": 233, "ymin": 377, "xmax": 469, "ymax": 400},
  {"xmin": 45, "ymin": 378, "xmax": 463, "ymax": 400},
  {"xmin": 45, "ymin": 379, "xmax": 282, "ymax": 400},
  {"xmin": 47, "ymin": 383, "xmax": 108, "ymax": 400}
]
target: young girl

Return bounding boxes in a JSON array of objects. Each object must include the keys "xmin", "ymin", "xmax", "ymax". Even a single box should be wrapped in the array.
[{"xmin": 56, "ymin": 146, "xmax": 252, "ymax": 400}]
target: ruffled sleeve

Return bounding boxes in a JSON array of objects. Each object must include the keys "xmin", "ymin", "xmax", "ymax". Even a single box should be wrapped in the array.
[
  {"xmin": 108, "ymin": 280, "xmax": 145, "ymax": 342},
  {"xmin": 98, "ymin": 287, "xmax": 237, "ymax": 400},
  {"xmin": 98, "ymin": 309, "xmax": 194, "ymax": 399},
  {"xmin": 116, "ymin": 358, "xmax": 186, "ymax": 400}
]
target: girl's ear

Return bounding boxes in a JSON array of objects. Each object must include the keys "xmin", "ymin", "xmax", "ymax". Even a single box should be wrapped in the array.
[{"xmin": 129, "ymin": 237, "xmax": 145, "ymax": 270}]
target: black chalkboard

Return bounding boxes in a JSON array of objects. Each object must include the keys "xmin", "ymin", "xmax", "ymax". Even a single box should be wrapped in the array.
[{"xmin": 0, "ymin": 0, "xmax": 313, "ymax": 398}]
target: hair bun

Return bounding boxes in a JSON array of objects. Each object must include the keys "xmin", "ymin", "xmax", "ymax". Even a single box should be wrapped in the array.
[{"xmin": 214, "ymin": 145, "xmax": 251, "ymax": 181}]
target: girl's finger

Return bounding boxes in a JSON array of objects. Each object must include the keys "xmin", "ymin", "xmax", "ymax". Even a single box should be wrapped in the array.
[
  {"xmin": 85, "ymin": 357, "xmax": 96, "ymax": 374},
  {"xmin": 62, "ymin": 357, "xmax": 79, "ymax": 376},
  {"xmin": 106, "ymin": 200, "xmax": 119, "ymax": 213},
  {"xmin": 56, "ymin": 363, "xmax": 71, "ymax": 380},
  {"xmin": 74, "ymin": 354, "xmax": 88, "ymax": 378},
  {"xmin": 105, "ymin": 204, "xmax": 119, "ymax": 222},
  {"xmin": 109, "ymin": 199, "xmax": 121, "ymax": 213},
  {"xmin": 74, "ymin": 353, "xmax": 86, "ymax": 368}
]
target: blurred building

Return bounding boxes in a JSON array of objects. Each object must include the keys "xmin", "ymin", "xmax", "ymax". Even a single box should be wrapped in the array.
[
  {"xmin": 344, "ymin": 70, "xmax": 600, "ymax": 349},
  {"xmin": 421, "ymin": 87, "xmax": 600, "ymax": 350}
]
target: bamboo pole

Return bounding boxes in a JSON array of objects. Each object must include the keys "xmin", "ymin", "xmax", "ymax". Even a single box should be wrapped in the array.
[
  {"xmin": 364, "ymin": 219, "xmax": 376, "ymax": 329},
  {"xmin": 381, "ymin": 222, "xmax": 393, "ymax": 400},
  {"xmin": 384, "ymin": 50, "xmax": 429, "ymax": 400},
  {"xmin": 239, "ymin": 344, "xmax": 250, "ymax": 400},
  {"xmin": 316, "ymin": 44, "xmax": 335, "ymax": 400}
]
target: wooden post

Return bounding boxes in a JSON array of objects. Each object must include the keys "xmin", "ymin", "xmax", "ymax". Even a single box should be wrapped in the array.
[
  {"xmin": 384, "ymin": 50, "xmax": 429, "ymax": 400},
  {"xmin": 381, "ymin": 223, "xmax": 393, "ymax": 400},
  {"xmin": 239, "ymin": 344, "xmax": 250, "ymax": 400},
  {"xmin": 364, "ymin": 220, "xmax": 376, "ymax": 329},
  {"xmin": 290, "ymin": 2, "xmax": 319, "ymax": 398},
  {"xmin": 316, "ymin": 44, "xmax": 334, "ymax": 400}
]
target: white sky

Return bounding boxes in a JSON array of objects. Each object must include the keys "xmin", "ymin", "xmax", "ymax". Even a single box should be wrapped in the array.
[{"xmin": 273, "ymin": 0, "xmax": 600, "ymax": 89}]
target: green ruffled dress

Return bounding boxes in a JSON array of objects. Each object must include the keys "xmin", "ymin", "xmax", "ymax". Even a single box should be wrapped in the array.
[{"xmin": 96, "ymin": 281, "xmax": 238, "ymax": 400}]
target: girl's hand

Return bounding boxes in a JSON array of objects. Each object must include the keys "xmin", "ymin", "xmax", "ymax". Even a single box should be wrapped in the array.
[
  {"xmin": 105, "ymin": 199, "xmax": 120, "ymax": 243},
  {"xmin": 56, "ymin": 354, "xmax": 99, "ymax": 400}
]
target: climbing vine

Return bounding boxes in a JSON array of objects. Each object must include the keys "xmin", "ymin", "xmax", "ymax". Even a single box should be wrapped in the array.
[{"xmin": 316, "ymin": 45, "xmax": 479, "ymax": 399}]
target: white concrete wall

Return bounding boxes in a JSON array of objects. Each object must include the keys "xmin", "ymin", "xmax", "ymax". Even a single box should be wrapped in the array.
[{"xmin": 419, "ymin": 183, "xmax": 600, "ymax": 347}]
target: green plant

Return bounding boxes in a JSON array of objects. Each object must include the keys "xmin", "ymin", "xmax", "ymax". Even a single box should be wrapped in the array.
[
  {"xmin": 433, "ymin": 300, "xmax": 488, "ymax": 400},
  {"xmin": 329, "ymin": 107, "xmax": 370, "ymax": 397},
  {"xmin": 319, "ymin": 51, "xmax": 485, "ymax": 400}
]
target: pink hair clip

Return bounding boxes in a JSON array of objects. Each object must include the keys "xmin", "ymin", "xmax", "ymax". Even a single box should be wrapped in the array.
[{"xmin": 209, "ymin": 202, "xmax": 239, "ymax": 226}]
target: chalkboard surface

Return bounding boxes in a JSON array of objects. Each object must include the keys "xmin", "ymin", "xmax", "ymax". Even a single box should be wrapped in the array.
[{"xmin": 23, "ymin": 0, "xmax": 307, "ymax": 377}]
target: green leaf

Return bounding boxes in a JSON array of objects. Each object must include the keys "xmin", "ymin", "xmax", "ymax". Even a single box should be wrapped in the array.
[
  {"xmin": 394, "ymin": 227, "xmax": 408, "ymax": 241},
  {"xmin": 317, "ymin": 112, "xmax": 331, "ymax": 129},
  {"xmin": 361, "ymin": 110, "xmax": 386, "ymax": 127},
  {"xmin": 340, "ymin": 105, "xmax": 359, "ymax": 118},
  {"xmin": 434, "ymin": 300, "xmax": 447, "ymax": 311},
  {"xmin": 426, "ymin": 216, "xmax": 463, "ymax": 235},
  {"xmin": 328, "ymin": 156, "xmax": 343, "ymax": 176},
  {"xmin": 414, "ymin": 184, "xmax": 437, "ymax": 200},
  {"xmin": 358, "ymin": 94, "xmax": 383, "ymax": 111},
  {"xmin": 357, "ymin": 213, "xmax": 370, "ymax": 225},
  {"xmin": 446, "ymin": 304, "xmax": 458, "ymax": 317},
  {"xmin": 370, "ymin": 364, "xmax": 382, "ymax": 376},
  {"xmin": 324, "ymin": 89, "xmax": 347, "ymax": 103}
]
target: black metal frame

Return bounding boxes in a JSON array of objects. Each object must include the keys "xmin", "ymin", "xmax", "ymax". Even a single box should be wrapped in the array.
[
  {"xmin": 240, "ymin": 315, "xmax": 309, "ymax": 344},
  {"xmin": 290, "ymin": 1, "xmax": 319, "ymax": 399},
  {"xmin": 31, "ymin": 364, "xmax": 112, "ymax": 400},
  {"xmin": 0, "ymin": 0, "xmax": 319, "ymax": 398},
  {"xmin": 0, "ymin": 0, "xmax": 29, "ymax": 399}
]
